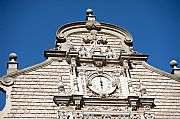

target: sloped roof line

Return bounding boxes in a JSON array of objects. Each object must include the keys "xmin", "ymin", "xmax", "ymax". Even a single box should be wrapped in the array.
[
  {"xmin": 142, "ymin": 61, "xmax": 180, "ymax": 81},
  {"xmin": 1, "ymin": 57, "xmax": 54, "ymax": 78}
]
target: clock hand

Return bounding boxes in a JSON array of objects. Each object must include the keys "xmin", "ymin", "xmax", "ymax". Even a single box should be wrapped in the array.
[{"xmin": 100, "ymin": 77, "xmax": 103, "ymax": 89}]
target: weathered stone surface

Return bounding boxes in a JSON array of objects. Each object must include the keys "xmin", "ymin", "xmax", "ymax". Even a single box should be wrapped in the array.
[{"xmin": 130, "ymin": 63, "xmax": 180, "ymax": 118}]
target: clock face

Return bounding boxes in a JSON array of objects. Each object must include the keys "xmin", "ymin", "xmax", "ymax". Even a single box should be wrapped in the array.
[{"xmin": 91, "ymin": 76, "xmax": 112, "ymax": 94}]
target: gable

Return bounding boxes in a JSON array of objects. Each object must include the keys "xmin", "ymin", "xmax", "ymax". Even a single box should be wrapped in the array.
[{"xmin": 1, "ymin": 9, "xmax": 180, "ymax": 119}]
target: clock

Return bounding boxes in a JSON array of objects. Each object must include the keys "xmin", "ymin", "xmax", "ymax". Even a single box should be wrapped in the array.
[
  {"xmin": 92, "ymin": 76, "xmax": 112, "ymax": 93},
  {"xmin": 88, "ymin": 75, "xmax": 116, "ymax": 95}
]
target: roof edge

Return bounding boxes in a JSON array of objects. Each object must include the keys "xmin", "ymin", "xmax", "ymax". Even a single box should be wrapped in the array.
[
  {"xmin": 142, "ymin": 61, "xmax": 180, "ymax": 82},
  {"xmin": 1, "ymin": 57, "xmax": 54, "ymax": 79}
]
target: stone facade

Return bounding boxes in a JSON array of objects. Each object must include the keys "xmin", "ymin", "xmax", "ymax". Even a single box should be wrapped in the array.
[{"xmin": 0, "ymin": 9, "xmax": 180, "ymax": 119}]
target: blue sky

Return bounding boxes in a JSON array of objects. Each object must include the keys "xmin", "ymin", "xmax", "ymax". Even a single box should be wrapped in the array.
[{"xmin": 0, "ymin": 0, "xmax": 180, "ymax": 111}]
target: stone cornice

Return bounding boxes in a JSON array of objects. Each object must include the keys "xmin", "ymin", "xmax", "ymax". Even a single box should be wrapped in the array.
[
  {"xmin": 142, "ymin": 61, "xmax": 180, "ymax": 81},
  {"xmin": 121, "ymin": 53, "xmax": 149, "ymax": 61},
  {"xmin": 44, "ymin": 50, "xmax": 66, "ymax": 59},
  {"xmin": 53, "ymin": 94, "xmax": 155, "ymax": 110}
]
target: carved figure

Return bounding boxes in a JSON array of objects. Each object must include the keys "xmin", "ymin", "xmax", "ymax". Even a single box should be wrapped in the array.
[
  {"xmin": 79, "ymin": 45, "xmax": 88, "ymax": 57},
  {"xmin": 105, "ymin": 46, "xmax": 114, "ymax": 58}
]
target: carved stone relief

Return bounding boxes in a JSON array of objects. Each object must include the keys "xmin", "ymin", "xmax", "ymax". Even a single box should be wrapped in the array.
[
  {"xmin": 130, "ymin": 114, "xmax": 140, "ymax": 119},
  {"xmin": 65, "ymin": 30, "xmax": 123, "ymax": 59},
  {"xmin": 82, "ymin": 30, "xmax": 108, "ymax": 45},
  {"xmin": 79, "ymin": 45, "xmax": 88, "ymax": 57},
  {"xmin": 105, "ymin": 46, "xmax": 115, "ymax": 58},
  {"xmin": 73, "ymin": 112, "xmax": 84, "ymax": 119},
  {"xmin": 57, "ymin": 110, "xmax": 67, "ymax": 119},
  {"xmin": 144, "ymin": 112, "xmax": 155, "ymax": 119},
  {"xmin": 82, "ymin": 114, "xmax": 140, "ymax": 119}
]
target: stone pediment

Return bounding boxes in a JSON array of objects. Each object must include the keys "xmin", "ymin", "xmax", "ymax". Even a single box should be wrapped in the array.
[{"xmin": 56, "ymin": 21, "xmax": 133, "ymax": 56}]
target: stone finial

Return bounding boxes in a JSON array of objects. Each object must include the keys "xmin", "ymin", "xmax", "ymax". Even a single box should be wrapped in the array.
[
  {"xmin": 7, "ymin": 53, "xmax": 18, "ymax": 74},
  {"xmin": 170, "ymin": 60, "xmax": 177, "ymax": 68},
  {"xmin": 9, "ymin": 53, "xmax": 17, "ymax": 62},
  {"xmin": 86, "ymin": 9, "xmax": 93, "ymax": 16},
  {"xmin": 85, "ymin": 9, "xmax": 101, "ymax": 31},
  {"xmin": 170, "ymin": 59, "xmax": 180, "ymax": 77}
]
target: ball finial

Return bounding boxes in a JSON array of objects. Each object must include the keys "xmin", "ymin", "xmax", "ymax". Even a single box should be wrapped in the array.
[
  {"xmin": 170, "ymin": 60, "xmax": 177, "ymax": 68},
  {"xmin": 86, "ymin": 9, "xmax": 93, "ymax": 16},
  {"xmin": 9, "ymin": 53, "xmax": 17, "ymax": 61}
]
